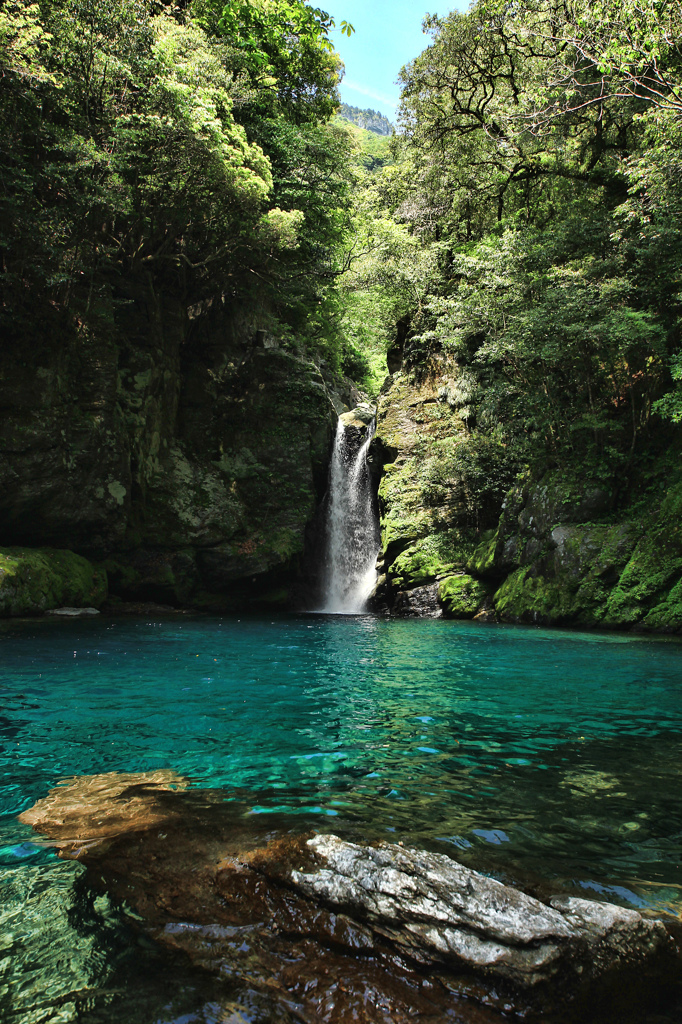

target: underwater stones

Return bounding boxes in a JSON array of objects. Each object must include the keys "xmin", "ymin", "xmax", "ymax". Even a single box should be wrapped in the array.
[
  {"xmin": 0, "ymin": 546, "xmax": 107, "ymax": 617},
  {"xmin": 18, "ymin": 783, "xmax": 678, "ymax": 1022},
  {"xmin": 19, "ymin": 771, "xmax": 188, "ymax": 857},
  {"xmin": 289, "ymin": 835, "xmax": 669, "ymax": 989},
  {"xmin": 0, "ymin": 859, "xmax": 125, "ymax": 1022}
]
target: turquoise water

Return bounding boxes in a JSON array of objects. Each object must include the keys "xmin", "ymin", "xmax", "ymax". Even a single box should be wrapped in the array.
[{"xmin": 1, "ymin": 614, "xmax": 682, "ymax": 1021}]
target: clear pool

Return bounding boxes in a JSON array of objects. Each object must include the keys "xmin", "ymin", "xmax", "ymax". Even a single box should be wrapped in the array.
[{"xmin": 1, "ymin": 614, "xmax": 681, "ymax": 1021}]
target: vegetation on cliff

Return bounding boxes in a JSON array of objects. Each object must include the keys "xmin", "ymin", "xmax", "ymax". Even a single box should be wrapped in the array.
[
  {"xmin": 350, "ymin": 0, "xmax": 682, "ymax": 627},
  {"xmin": 0, "ymin": 0, "xmax": 361, "ymax": 369},
  {"xmin": 336, "ymin": 102, "xmax": 393, "ymax": 135}
]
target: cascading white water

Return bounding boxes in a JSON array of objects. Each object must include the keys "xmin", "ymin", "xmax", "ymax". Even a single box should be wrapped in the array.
[{"xmin": 322, "ymin": 413, "xmax": 381, "ymax": 614}]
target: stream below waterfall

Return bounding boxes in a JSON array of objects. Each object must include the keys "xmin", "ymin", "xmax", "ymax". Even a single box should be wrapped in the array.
[{"xmin": 1, "ymin": 614, "xmax": 682, "ymax": 1022}]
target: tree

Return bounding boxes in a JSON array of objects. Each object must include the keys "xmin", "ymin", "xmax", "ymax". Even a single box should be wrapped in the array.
[{"xmin": 197, "ymin": 0, "xmax": 348, "ymax": 124}]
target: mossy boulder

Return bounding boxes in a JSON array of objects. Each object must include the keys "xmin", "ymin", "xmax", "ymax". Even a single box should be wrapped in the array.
[
  {"xmin": 340, "ymin": 403, "xmax": 375, "ymax": 432},
  {"xmin": 438, "ymin": 575, "xmax": 489, "ymax": 618},
  {"xmin": 467, "ymin": 529, "xmax": 499, "ymax": 576},
  {"xmin": 389, "ymin": 531, "xmax": 475, "ymax": 590},
  {"xmin": 643, "ymin": 578, "xmax": 682, "ymax": 631},
  {"xmin": 493, "ymin": 567, "xmax": 578, "ymax": 625},
  {"xmin": 492, "ymin": 522, "xmax": 642, "ymax": 626},
  {"xmin": 0, "ymin": 547, "xmax": 107, "ymax": 616}
]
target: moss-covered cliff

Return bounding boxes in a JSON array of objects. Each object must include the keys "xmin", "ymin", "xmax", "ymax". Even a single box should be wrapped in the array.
[{"xmin": 370, "ymin": 361, "xmax": 682, "ymax": 633}]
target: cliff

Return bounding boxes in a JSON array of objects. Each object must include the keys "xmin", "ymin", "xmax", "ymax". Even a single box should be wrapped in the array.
[
  {"xmin": 369, "ymin": 354, "xmax": 682, "ymax": 632},
  {"xmin": 336, "ymin": 104, "xmax": 393, "ymax": 136},
  {"xmin": 0, "ymin": 290, "xmax": 351, "ymax": 615}
]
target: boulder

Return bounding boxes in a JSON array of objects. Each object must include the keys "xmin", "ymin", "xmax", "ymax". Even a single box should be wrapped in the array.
[
  {"xmin": 288, "ymin": 835, "xmax": 669, "ymax": 988},
  {"xmin": 392, "ymin": 583, "xmax": 443, "ymax": 617},
  {"xmin": 0, "ymin": 546, "xmax": 107, "ymax": 617},
  {"xmin": 19, "ymin": 771, "xmax": 188, "ymax": 857},
  {"xmin": 46, "ymin": 606, "xmax": 100, "ymax": 616},
  {"xmin": 438, "ymin": 574, "xmax": 489, "ymax": 618},
  {"xmin": 19, "ymin": 781, "xmax": 679, "ymax": 1022}
]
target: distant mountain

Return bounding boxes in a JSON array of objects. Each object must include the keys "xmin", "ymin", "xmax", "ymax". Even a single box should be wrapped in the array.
[{"xmin": 337, "ymin": 104, "xmax": 393, "ymax": 136}]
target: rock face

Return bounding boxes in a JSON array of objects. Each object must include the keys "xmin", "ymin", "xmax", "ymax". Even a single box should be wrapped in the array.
[
  {"xmin": 19, "ymin": 777, "xmax": 679, "ymax": 1023},
  {"xmin": 0, "ymin": 294, "xmax": 353, "ymax": 615},
  {"xmin": 371, "ymin": 363, "xmax": 682, "ymax": 630},
  {"xmin": 289, "ymin": 835, "xmax": 668, "ymax": 988},
  {"xmin": 369, "ymin": 368, "xmax": 482, "ymax": 614},
  {"xmin": 478, "ymin": 472, "xmax": 682, "ymax": 630}
]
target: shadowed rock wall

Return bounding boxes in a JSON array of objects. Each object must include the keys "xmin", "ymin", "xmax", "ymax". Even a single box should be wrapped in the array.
[{"xmin": 0, "ymin": 286, "xmax": 349, "ymax": 613}]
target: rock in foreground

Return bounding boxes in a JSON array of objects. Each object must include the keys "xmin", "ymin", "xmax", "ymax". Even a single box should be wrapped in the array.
[
  {"xmin": 19, "ymin": 771, "xmax": 188, "ymax": 855},
  {"xmin": 287, "ymin": 835, "xmax": 668, "ymax": 987},
  {"xmin": 19, "ymin": 777, "xmax": 680, "ymax": 1023}
]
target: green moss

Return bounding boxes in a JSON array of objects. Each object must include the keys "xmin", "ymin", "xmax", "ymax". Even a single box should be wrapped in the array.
[
  {"xmin": 493, "ymin": 567, "xmax": 578, "ymax": 624},
  {"xmin": 379, "ymin": 462, "xmax": 433, "ymax": 554},
  {"xmin": 0, "ymin": 547, "xmax": 107, "ymax": 616},
  {"xmin": 375, "ymin": 374, "xmax": 413, "ymax": 456},
  {"xmin": 642, "ymin": 578, "xmax": 682, "ymax": 631},
  {"xmin": 390, "ymin": 531, "xmax": 474, "ymax": 589},
  {"xmin": 467, "ymin": 529, "xmax": 499, "ymax": 575},
  {"xmin": 602, "ymin": 478, "xmax": 682, "ymax": 628},
  {"xmin": 438, "ymin": 574, "xmax": 489, "ymax": 618}
]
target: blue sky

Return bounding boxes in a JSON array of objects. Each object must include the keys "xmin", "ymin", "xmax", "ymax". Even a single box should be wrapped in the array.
[{"xmin": 324, "ymin": 0, "xmax": 469, "ymax": 121}]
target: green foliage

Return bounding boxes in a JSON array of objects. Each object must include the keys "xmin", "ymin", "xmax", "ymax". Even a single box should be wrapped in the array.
[
  {"xmin": 0, "ymin": 0, "xmax": 277, "ymax": 332},
  {"xmin": 0, "ymin": 0, "xmax": 358, "ymax": 367},
  {"xmin": 0, "ymin": 0, "xmax": 56, "ymax": 82},
  {"xmin": 203, "ymin": 0, "xmax": 343, "ymax": 123},
  {"xmin": 654, "ymin": 352, "xmax": 682, "ymax": 424},
  {"xmin": 333, "ymin": 120, "xmax": 394, "ymax": 172},
  {"xmin": 345, "ymin": 0, "xmax": 682, "ymax": 462}
]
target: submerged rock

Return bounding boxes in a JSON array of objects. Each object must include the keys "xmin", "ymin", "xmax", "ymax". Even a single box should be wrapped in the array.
[
  {"xmin": 19, "ymin": 771, "xmax": 188, "ymax": 857},
  {"xmin": 0, "ymin": 860, "xmax": 127, "ymax": 1021},
  {"xmin": 47, "ymin": 605, "xmax": 100, "ymax": 616}
]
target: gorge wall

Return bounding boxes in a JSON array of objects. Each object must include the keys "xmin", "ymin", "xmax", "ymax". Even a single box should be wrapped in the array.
[
  {"xmin": 2, "ymin": 298, "xmax": 681, "ymax": 632},
  {"xmin": 0, "ymin": 290, "xmax": 356, "ymax": 615},
  {"xmin": 368, "ymin": 351, "xmax": 682, "ymax": 633}
]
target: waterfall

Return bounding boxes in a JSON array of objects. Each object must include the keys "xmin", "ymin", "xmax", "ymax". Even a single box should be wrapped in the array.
[{"xmin": 322, "ymin": 411, "xmax": 381, "ymax": 614}]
